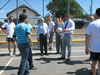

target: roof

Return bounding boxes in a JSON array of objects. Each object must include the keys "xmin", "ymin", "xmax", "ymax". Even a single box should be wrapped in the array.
[{"xmin": 6, "ymin": 4, "xmax": 40, "ymax": 16}]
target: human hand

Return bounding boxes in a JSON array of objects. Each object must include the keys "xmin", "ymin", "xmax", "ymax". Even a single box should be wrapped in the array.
[
  {"xmin": 85, "ymin": 47, "xmax": 89, "ymax": 55},
  {"xmin": 64, "ymin": 29, "xmax": 68, "ymax": 32}
]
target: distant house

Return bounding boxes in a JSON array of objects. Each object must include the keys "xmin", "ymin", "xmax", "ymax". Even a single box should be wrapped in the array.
[{"xmin": 6, "ymin": 4, "xmax": 40, "ymax": 25}]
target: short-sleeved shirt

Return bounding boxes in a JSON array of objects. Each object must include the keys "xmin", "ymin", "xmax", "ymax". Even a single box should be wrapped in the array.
[
  {"xmin": 49, "ymin": 21, "xmax": 55, "ymax": 32},
  {"xmin": 13, "ymin": 23, "xmax": 30, "ymax": 44},
  {"xmin": 2, "ymin": 22, "xmax": 15, "ymax": 38},
  {"xmin": 85, "ymin": 19, "xmax": 100, "ymax": 52}
]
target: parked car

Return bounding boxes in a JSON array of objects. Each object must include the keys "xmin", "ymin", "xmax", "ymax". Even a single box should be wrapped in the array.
[{"xmin": 73, "ymin": 20, "xmax": 84, "ymax": 29}]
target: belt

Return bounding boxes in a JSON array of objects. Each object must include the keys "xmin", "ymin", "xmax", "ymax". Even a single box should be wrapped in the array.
[{"xmin": 40, "ymin": 33, "xmax": 47, "ymax": 35}]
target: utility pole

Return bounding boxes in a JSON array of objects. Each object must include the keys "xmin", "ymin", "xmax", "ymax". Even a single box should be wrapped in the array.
[
  {"xmin": 67, "ymin": 0, "xmax": 70, "ymax": 15},
  {"xmin": 43, "ymin": 0, "xmax": 44, "ymax": 17},
  {"xmin": 90, "ymin": 0, "xmax": 93, "ymax": 15},
  {"xmin": 16, "ymin": 0, "xmax": 18, "ymax": 24}
]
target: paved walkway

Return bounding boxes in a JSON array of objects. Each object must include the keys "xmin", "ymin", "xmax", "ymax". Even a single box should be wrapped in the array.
[{"xmin": 0, "ymin": 46, "xmax": 94, "ymax": 75}]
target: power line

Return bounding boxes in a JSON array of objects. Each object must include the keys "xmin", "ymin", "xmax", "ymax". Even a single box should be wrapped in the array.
[
  {"xmin": 0, "ymin": 0, "xmax": 10, "ymax": 10},
  {"xmin": 24, "ymin": 0, "xmax": 33, "ymax": 8}
]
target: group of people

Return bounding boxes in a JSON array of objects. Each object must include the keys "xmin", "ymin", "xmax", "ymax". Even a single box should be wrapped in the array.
[
  {"xmin": 1, "ymin": 14, "xmax": 36, "ymax": 75},
  {"xmin": 36, "ymin": 15, "xmax": 75, "ymax": 61},
  {"xmin": 1, "ymin": 7, "xmax": 100, "ymax": 75}
]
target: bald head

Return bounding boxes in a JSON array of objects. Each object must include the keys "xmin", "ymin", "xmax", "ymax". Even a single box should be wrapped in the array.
[
  {"xmin": 89, "ymin": 16, "xmax": 94, "ymax": 22},
  {"xmin": 40, "ymin": 18, "xmax": 44, "ymax": 23}
]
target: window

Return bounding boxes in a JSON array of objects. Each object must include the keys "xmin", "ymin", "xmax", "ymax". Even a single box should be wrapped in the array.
[{"xmin": 23, "ymin": 9, "xmax": 26, "ymax": 13}]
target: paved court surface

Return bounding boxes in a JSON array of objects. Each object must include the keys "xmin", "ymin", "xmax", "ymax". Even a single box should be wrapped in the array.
[{"xmin": 0, "ymin": 45, "xmax": 95, "ymax": 75}]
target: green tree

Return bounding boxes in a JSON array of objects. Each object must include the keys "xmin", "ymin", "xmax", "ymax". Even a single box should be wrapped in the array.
[
  {"xmin": 46, "ymin": 0, "xmax": 87, "ymax": 18},
  {"xmin": 0, "ymin": 21, "xmax": 3, "ymax": 27}
]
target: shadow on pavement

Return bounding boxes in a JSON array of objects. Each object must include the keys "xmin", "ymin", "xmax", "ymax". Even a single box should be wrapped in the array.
[
  {"xmin": 66, "ymin": 68, "xmax": 91, "ymax": 75},
  {"xmin": 0, "ymin": 54, "xmax": 9, "ymax": 57},
  {"xmin": 57, "ymin": 60, "xmax": 90, "ymax": 65},
  {"xmin": 32, "ymin": 52, "xmax": 60, "ymax": 56},
  {"xmin": 35, "ymin": 57, "xmax": 59, "ymax": 64},
  {"xmin": 0, "ymin": 66, "xmax": 19, "ymax": 70}
]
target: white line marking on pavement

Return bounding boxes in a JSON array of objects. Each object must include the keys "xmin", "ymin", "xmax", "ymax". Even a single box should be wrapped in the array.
[{"xmin": 0, "ymin": 58, "xmax": 13, "ymax": 75}]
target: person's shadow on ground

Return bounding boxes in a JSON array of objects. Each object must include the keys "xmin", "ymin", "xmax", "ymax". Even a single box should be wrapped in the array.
[
  {"xmin": 35, "ymin": 57, "xmax": 60, "ymax": 64},
  {"xmin": 0, "ymin": 66, "xmax": 19, "ymax": 70},
  {"xmin": 66, "ymin": 68, "xmax": 91, "ymax": 75}
]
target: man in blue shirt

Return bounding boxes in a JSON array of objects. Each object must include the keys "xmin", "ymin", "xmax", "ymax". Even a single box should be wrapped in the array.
[{"xmin": 13, "ymin": 14, "xmax": 32, "ymax": 75}]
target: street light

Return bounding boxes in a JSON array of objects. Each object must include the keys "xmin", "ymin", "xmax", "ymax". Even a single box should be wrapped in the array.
[
  {"xmin": 16, "ymin": 0, "xmax": 18, "ymax": 24},
  {"xmin": 43, "ymin": 0, "xmax": 44, "ymax": 17},
  {"xmin": 90, "ymin": 0, "xmax": 93, "ymax": 15},
  {"xmin": 67, "ymin": 0, "xmax": 70, "ymax": 15}
]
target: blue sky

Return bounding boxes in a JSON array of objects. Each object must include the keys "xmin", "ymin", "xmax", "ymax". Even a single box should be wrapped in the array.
[{"xmin": 0, "ymin": 0, "xmax": 100, "ymax": 19}]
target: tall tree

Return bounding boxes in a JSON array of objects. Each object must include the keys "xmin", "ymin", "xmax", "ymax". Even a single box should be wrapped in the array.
[{"xmin": 46, "ymin": 0, "xmax": 86, "ymax": 18}]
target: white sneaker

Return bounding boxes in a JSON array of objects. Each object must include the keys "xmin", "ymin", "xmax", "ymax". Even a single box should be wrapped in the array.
[
  {"xmin": 9, "ymin": 52, "xmax": 13, "ymax": 56},
  {"xmin": 13, "ymin": 52, "xmax": 18, "ymax": 56}
]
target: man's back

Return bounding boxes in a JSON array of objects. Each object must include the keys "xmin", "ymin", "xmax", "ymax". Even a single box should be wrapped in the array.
[
  {"xmin": 86, "ymin": 19, "xmax": 100, "ymax": 52},
  {"xmin": 15, "ymin": 23, "xmax": 30, "ymax": 44}
]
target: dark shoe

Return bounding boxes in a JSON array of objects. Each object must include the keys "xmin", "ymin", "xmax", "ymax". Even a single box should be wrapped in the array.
[
  {"xmin": 41, "ymin": 53, "xmax": 43, "ymax": 56},
  {"xmin": 44, "ymin": 53, "xmax": 49, "ymax": 56},
  {"xmin": 29, "ymin": 67, "xmax": 37, "ymax": 70},
  {"xmin": 55, "ymin": 52, "xmax": 60, "ymax": 54},
  {"xmin": 58, "ymin": 57, "xmax": 65, "ymax": 60},
  {"xmin": 66, "ymin": 58, "xmax": 71, "ymax": 61}
]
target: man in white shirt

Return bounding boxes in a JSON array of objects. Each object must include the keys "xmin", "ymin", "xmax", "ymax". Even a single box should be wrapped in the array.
[
  {"xmin": 1, "ymin": 16, "xmax": 17, "ymax": 56},
  {"xmin": 85, "ymin": 8, "xmax": 100, "ymax": 75},
  {"xmin": 58, "ymin": 15, "xmax": 75, "ymax": 61},
  {"xmin": 37, "ymin": 18, "xmax": 49, "ymax": 56},
  {"xmin": 85, "ymin": 16, "xmax": 94, "ymax": 62},
  {"xmin": 48, "ymin": 16, "xmax": 55, "ymax": 50}
]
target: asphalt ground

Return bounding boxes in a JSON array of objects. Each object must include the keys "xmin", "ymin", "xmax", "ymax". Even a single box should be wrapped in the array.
[
  {"xmin": 0, "ymin": 44, "xmax": 96, "ymax": 75},
  {"xmin": 0, "ymin": 29, "xmax": 94, "ymax": 75}
]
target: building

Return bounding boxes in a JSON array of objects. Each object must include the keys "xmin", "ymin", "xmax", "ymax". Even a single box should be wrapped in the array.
[{"xmin": 6, "ymin": 4, "xmax": 40, "ymax": 25}]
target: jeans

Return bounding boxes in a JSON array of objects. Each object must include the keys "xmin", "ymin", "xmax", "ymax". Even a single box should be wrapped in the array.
[
  {"xmin": 28, "ymin": 48, "xmax": 34, "ymax": 68},
  {"xmin": 49, "ymin": 32, "xmax": 54, "ymax": 43},
  {"xmin": 61, "ymin": 34, "xmax": 72, "ymax": 59},
  {"xmin": 17, "ymin": 44, "xmax": 30, "ymax": 75}
]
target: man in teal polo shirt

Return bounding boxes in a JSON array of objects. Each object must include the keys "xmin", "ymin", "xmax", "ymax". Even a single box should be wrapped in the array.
[{"xmin": 13, "ymin": 14, "xmax": 32, "ymax": 75}]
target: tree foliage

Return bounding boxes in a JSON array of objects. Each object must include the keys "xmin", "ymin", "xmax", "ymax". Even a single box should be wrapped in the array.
[{"xmin": 46, "ymin": 0, "xmax": 86, "ymax": 18}]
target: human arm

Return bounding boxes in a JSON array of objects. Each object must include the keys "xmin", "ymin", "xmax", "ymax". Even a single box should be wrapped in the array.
[
  {"xmin": 36, "ymin": 25, "xmax": 40, "ymax": 41},
  {"xmin": 85, "ymin": 34, "xmax": 90, "ymax": 55},
  {"xmin": 64, "ymin": 21, "xmax": 75, "ymax": 32},
  {"xmin": 1, "ymin": 23, "xmax": 8, "ymax": 34},
  {"xmin": 27, "ymin": 34, "xmax": 32, "ymax": 48}
]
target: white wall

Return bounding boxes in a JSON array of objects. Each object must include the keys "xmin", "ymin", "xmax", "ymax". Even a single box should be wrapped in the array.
[{"xmin": 7, "ymin": 7, "xmax": 39, "ymax": 25}]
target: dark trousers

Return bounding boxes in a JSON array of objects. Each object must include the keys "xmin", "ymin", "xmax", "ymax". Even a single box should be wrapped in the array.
[
  {"xmin": 56, "ymin": 33, "xmax": 62, "ymax": 53},
  {"xmin": 39, "ymin": 34, "xmax": 47, "ymax": 54},
  {"xmin": 28, "ymin": 48, "xmax": 34, "ymax": 68}
]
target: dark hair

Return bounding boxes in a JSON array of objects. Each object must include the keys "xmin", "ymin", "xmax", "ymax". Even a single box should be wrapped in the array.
[
  {"xmin": 4, "ymin": 18, "xmax": 8, "ymax": 22},
  {"xmin": 96, "ymin": 8, "xmax": 100, "ymax": 16},
  {"xmin": 19, "ymin": 14, "xmax": 27, "ymax": 22},
  {"xmin": 9, "ymin": 16, "xmax": 13, "ymax": 19}
]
